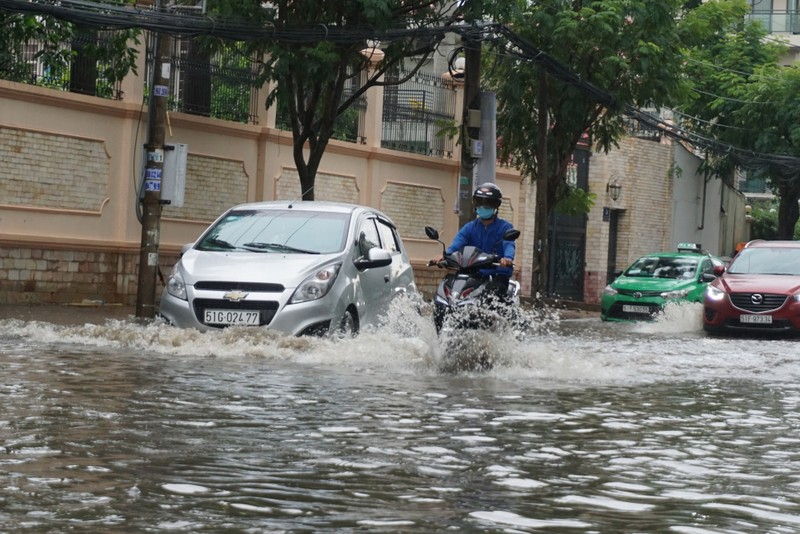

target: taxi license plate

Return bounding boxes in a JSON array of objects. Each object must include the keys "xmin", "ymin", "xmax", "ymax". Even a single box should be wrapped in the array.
[
  {"xmin": 622, "ymin": 304, "xmax": 650, "ymax": 314},
  {"xmin": 204, "ymin": 309, "xmax": 260, "ymax": 326},
  {"xmin": 740, "ymin": 314, "xmax": 772, "ymax": 324}
]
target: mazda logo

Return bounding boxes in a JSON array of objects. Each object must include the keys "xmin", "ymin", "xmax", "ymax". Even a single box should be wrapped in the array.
[
  {"xmin": 751, "ymin": 293, "xmax": 764, "ymax": 305},
  {"xmin": 633, "ymin": 292, "xmax": 642, "ymax": 299}
]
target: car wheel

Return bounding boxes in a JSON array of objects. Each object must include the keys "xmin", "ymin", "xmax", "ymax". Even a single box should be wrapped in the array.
[{"xmin": 337, "ymin": 308, "xmax": 359, "ymax": 337}]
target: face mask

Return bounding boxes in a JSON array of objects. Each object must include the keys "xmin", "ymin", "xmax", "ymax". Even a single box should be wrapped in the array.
[{"xmin": 476, "ymin": 206, "xmax": 495, "ymax": 220}]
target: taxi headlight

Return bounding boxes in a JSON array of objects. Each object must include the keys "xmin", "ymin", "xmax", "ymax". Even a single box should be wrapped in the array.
[
  {"xmin": 661, "ymin": 289, "xmax": 689, "ymax": 299},
  {"xmin": 706, "ymin": 285, "xmax": 726, "ymax": 302},
  {"xmin": 289, "ymin": 264, "xmax": 341, "ymax": 304},
  {"xmin": 166, "ymin": 266, "xmax": 187, "ymax": 301},
  {"xmin": 603, "ymin": 285, "xmax": 618, "ymax": 297}
]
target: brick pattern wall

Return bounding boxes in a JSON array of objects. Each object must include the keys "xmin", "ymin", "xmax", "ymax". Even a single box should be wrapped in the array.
[
  {"xmin": 0, "ymin": 127, "xmax": 108, "ymax": 211},
  {"xmin": 275, "ymin": 168, "xmax": 359, "ymax": 202},
  {"xmin": 380, "ymin": 182, "xmax": 444, "ymax": 239},
  {"xmin": 0, "ymin": 245, "xmax": 180, "ymax": 305},
  {"xmin": 163, "ymin": 155, "xmax": 249, "ymax": 221},
  {"xmin": 584, "ymin": 136, "xmax": 674, "ymax": 304}
]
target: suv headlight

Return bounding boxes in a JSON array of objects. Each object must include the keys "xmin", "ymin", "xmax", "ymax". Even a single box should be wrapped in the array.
[
  {"xmin": 166, "ymin": 266, "xmax": 187, "ymax": 301},
  {"xmin": 290, "ymin": 264, "xmax": 341, "ymax": 304},
  {"xmin": 603, "ymin": 285, "xmax": 618, "ymax": 297},
  {"xmin": 705, "ymin": 285, "xmax": 726, "ymax": 302}
]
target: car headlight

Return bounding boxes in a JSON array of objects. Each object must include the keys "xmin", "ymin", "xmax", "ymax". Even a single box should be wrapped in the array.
[
  {"xmin": 705, "ymin": 285, "xmax": 726, "ymax": 302},
  {"xmin": 661, "ymin": 289, "xmax": 689, "ymax": 299},
  {"xmin": 289, "ymin": 264, "xmax": 341, "ymax": 304},
  {"xmin": 166, "ymin": 266, "xmax": 187, "ymax": 301},
  {"xmin": 603, "ymin": 285, "xmax": 618, "ymax": 297}
]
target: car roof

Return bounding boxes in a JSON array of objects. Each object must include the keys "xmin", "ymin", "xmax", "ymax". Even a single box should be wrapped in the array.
[
  {"xmin": 225, "ymin": 200, "xmax": 398, "ymax": 228},
  {"xmin": 743, "ymin": 240, "xmax": 800, "ymax": 249},
  {"xmin": 636, "ymin": 252, "xmax": 714, "ymax": 260}
]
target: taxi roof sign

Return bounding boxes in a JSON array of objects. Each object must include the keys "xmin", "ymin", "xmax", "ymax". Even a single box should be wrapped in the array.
[{"xmin": 677, "ymin": 242, "xmax": 702, "ymax": 253}]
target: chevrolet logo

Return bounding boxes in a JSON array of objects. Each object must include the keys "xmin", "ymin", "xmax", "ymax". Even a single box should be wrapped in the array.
[{"xmin": 223, "ymin": 290, "xmax": 249, "ymax": 302}]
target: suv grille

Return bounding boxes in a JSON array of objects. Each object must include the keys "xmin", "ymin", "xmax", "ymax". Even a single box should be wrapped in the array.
[{"xmin": 729, "ymin": 293, "xmax": 786, "ymax": 313}]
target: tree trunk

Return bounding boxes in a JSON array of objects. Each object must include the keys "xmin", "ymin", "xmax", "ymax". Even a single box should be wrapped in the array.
[
  {"xmin": 776, "ymin": 180, "xmax": 800, "ymax": 239},
  {"xmin": 531, "ymin": 68, "xmax": 549, "ymax": 300}
]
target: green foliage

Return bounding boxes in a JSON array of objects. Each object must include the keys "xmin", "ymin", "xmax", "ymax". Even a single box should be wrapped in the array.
[
  {"xmin": 0, "ymin": 13, "xmax": 139, "ymax": 96},
  {"xmin": 678, "ymin": 0, "xmax": 800, "ymax": 238},
  {"xmin": 554, "ymin": 186, "xmax": 597, "ymax": 217},
  {"xmin": 749, "ymin": 201, "xmax": 800, "ymax": 240},
  {"xmin": 486, "ymin": 0, "xmax": 688, "ymax": 209}
]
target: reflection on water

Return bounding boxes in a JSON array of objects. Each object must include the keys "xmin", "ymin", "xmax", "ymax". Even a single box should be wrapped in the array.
[{"xmin": 2, "ymin": 300, "xmax": 800, "ymax": 531}]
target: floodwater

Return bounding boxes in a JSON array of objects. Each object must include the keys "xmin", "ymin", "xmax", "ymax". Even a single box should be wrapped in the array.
[{"xmin": 1, "ymin": 300, "xmax": 800, "ymax": 532}]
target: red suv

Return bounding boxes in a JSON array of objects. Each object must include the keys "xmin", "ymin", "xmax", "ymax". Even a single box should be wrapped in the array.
[{"xmin": 703, "ymin": 240, "xmax": 800, "ymax": 335}]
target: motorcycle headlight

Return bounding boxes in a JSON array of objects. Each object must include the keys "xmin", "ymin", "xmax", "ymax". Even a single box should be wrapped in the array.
[
  {"xmin": 661, "ymin": 289, "xmax": 689, "ymax": 299},
  {"xmin": 289, "ymin": 264, "xmax": 341, "ymax": 304},
  {"xmin": 166, "ymin": 266, "xmax": 187, "ymax": 301},
  {"xmin": 603, "ymin": 285, "xmax": 618, "ymax": 297},
  {"xmin": 705, "ymin": 285, "xmax": 726, "ymax": 302}
]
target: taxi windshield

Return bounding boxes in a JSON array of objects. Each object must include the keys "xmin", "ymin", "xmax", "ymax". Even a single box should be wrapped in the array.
[{"xmin": 624, "ymin": 256, "xmax": 698, "ymax": 279}]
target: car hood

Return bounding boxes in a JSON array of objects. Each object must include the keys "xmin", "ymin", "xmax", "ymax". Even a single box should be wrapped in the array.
[
  {"xmin": 612, "ymin": 276, "xmax": 693, "ymax": 292},
  {"xmin": 715, "ymin": 274, "xmax": 800, "ymax": 295},
  {"xmin": 179, "ymin": 250, "xmax": 342, "ymax": 288}
]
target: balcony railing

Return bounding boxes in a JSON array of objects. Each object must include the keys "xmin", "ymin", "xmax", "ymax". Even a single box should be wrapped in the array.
[{"xmin": 747, "ymin": 10, "xmax": 800, "ymax": 34}]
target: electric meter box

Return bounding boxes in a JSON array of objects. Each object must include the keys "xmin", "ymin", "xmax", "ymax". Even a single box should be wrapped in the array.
[
  {"xmin": 142, "ymin": 143, "xmax": 187, "ymax": 208},
  {"xmin": 162, "ymin": 143, "xmax": 187, "ymax": 208}
]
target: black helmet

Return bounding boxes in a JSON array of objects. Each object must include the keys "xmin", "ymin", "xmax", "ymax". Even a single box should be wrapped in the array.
[{"xmin": 473, "ymin": 182, "xmax": 502, "ymax": 208}]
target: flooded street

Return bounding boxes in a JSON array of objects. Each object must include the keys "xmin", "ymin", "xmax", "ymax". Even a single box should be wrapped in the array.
[{"xmin": 2, "ymin": 301, "xmax": 800, "ymax": 532}]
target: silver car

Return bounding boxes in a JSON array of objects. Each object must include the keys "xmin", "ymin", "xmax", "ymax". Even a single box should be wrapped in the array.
[{"xmin": 158, "ymin": 201, "xmax": 418, "ymax": 336}]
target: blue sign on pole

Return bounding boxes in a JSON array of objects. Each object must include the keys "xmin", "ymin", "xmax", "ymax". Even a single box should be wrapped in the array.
[
  {"xmin": 145, "ymin": 179, "xmax": 161, "ymax": 192},
  {"xmin": 153, "ymin": 85, "xmax": 169, "ymax": 97},
  {"xmin": 145, "ymin": 168, "xmax": 162, "ymax": 180}
]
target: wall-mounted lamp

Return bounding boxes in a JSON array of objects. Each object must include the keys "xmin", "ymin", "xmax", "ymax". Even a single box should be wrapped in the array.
[{"xmin": 607, "ymin": 179, "xmax": 622, "ymax": 201}]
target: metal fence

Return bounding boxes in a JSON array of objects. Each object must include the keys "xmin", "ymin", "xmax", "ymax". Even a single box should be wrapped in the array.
[
  {"xmin": 382, "ymin": 68, "xmax": 457, "ymax": 158},
  {"xmin": 144, "ymin": 35, "xmax": 261, "ymax": 125},
  {"xmin": 1, "ymin": 31, "xmax": 124, "ymax": 99}
]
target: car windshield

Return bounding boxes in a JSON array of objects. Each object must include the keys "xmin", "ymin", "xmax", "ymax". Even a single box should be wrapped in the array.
[
  {"xmin": 728, "ymin": 247, "xmax": 800, "ymax": 275},
  {"xmin": 196, "ymin": 209, "xmax": 350, "ymax": 254},
  {"xmin": 623, "ymin": 256, "xmax": 698, "ymax": 279}
]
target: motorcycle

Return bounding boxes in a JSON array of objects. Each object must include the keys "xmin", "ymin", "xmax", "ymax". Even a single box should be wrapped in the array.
[{"xmin": 425, "ymin": 226, "xmax": 523, "ymax": 371}]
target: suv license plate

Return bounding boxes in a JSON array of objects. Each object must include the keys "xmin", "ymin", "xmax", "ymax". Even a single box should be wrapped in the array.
[
  {"xmin": 205, "ymin": 309, "xmax": 260, "ymax": 326},
  {"xmin": 740, "ymin": 314, "xmax": 772, "ymax": 324},
  {"xmin": 622, "ymin": 304, "xmax": 650, "ymax": 314}
]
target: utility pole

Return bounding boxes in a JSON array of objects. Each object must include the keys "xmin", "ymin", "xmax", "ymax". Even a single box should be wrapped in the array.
[
  {"xmin": 136, "ymin": 27, "xmax": 171, "ymax": 318},
  {"xmin": 531, "ymin": 68, "xmax": 548, "ymax": 299},
  {"xmin": 457, "ymin": 36, "xmax": 482, "ymax": 229}
]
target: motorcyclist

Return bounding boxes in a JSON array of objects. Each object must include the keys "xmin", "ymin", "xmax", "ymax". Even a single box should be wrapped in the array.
[{"xmin": 433, "ymin": 182, "xmax": 516, "ymax": 299}]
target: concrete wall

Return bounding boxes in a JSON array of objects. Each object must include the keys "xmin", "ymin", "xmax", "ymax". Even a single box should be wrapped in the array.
[{"xmin": 0, "ymin": 76, "xmax": 526, "ymax": 304}]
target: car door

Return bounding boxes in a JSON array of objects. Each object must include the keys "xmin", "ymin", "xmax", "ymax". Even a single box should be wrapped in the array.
[{"xmin": 354, "ymin": 216, "xmax": 392, "ymax": 324}]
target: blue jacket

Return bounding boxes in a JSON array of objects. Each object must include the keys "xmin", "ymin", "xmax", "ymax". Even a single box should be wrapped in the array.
[{"xmin": 446, "ymin": 217, "xmax": 516, "ymax": 278}]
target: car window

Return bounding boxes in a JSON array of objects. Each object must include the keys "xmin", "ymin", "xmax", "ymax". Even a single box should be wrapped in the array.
[
  {"xmin": 196, "ymin": 209, "xmax": 350, "ymax": 254},
  {"xmin": 729, "ymin": 247, "xmax": 800, "ymax": 275},
  {"xmin": 624, "ymin": 256, "xmax": 698, "ymax": 279},
  {"xmin": 376, "ymin": 220, "xmax": 400, "ymax": 253},
  {"xmin": 357, "ymin": 219, "xmax": 381, "ymax": 258}
]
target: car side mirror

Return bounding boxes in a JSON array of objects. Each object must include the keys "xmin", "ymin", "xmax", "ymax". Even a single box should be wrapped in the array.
[
  {"xmin": 503, "ymin": 229, "xmax": 521, "ymax": 241},
  {"xmin": 701, "ymin": 272, "xmax": 717, "ymax": 283},
  {"xmin": 180, "ymin": 243, "xmax": 193, "ymax": 257},
  {"xmin": 712, "ymin": 265, "xmax": 726, "ymax": 276},
  {"xmin": 355, "ymin": 248, "xmax": 392, "ymax": 271}
]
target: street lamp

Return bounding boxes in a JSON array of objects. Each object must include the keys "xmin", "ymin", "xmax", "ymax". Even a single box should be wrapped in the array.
[{"xmin": 607, "ymin": 178, "xmax": 622, "ymax": 201}]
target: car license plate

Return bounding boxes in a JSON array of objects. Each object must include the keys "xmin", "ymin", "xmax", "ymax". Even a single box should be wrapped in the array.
[
  {"xmin": 204, "ymin": 309, "xmax": 260, "ymax": 326},
  {"xmin": 622, "ymin": 304, "xmax": 650, "ymax": 314},
  {"xmin": 740, "ymin": 314, "xmax": 772, "ymax": 324}
]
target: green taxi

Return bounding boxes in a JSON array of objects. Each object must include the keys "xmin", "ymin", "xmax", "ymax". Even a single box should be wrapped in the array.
[{"xmin": 601, "ymin": 244, "xmax": 724, "ymax": 321}]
